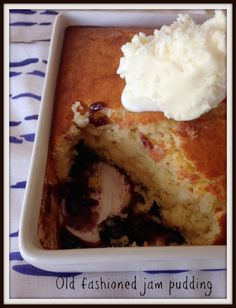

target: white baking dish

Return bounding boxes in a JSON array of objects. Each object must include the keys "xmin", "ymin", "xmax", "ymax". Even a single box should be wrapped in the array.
[{"xmin": 19, "ymin": 10, "xmax": 226, "ymax": 272}]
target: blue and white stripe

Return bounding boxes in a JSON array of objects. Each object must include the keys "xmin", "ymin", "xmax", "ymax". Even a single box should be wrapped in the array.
[{"xmin": 10, "ymin": 9, "xmax": 59, "ymax": 43}]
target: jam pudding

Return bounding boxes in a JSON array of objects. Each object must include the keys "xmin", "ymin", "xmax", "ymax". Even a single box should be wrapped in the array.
[{"xmin": 38, "ymin": 26, "xmax": 226, "ymax": 249}]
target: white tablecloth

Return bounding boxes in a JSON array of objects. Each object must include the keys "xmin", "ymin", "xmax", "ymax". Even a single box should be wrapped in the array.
[{"xmin": 9, "ymin": 8, "xmax": 227, "ymax": 301}]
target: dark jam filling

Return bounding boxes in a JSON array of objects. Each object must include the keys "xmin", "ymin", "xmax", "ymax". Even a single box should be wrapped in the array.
[
  {"xmin": 89, "ymin": 102, "xmax": 106, "ymax": 113},
  {"xmin": 61, "ymin": 143, "xmax": 101, "ymax": 233},
  {"xmin": 88, "ymin": 102, "xmax": 110, "ymax": 127},
  {"xmin": 99, "ymin": 215, "xmax": 185, "ymax": 247},
  {"xmin": 58, "ymin": 141, "xmax": 185, "ymax": 249}
]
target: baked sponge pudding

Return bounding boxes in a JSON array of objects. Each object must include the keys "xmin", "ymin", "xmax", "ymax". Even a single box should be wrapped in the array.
[{"xmin": 38, "ymin": 27, "xmax": 226, "ymax": 249}]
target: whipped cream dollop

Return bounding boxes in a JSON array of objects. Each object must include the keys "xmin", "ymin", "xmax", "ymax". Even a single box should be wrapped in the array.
[{"xmin": 117, "ymin": 10, "xmax": 226, "ymax": 121}]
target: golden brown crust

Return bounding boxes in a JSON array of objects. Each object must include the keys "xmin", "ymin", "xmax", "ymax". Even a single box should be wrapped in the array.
[
  {"xmin": 213, "ymin": 214, "xmax": 226, "ymax": 245},
  {"xmin": 38, "ymin": 153, "xmax": 60, "ymax": 249},
  {"xmin": 174, "ymin": 100, "xmax": 226, "ymax": 180},
  {"xmin": 52, "ymin": 26, "xmax": 154, "ymax": 143}
]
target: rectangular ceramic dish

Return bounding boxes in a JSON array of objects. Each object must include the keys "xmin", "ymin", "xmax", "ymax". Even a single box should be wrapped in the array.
[{"xmin": 19, "ymin": 10, "xmax": 226, "ymax": 272}]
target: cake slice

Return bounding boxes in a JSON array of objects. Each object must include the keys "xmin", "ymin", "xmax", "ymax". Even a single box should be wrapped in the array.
[{"xmin": 38, "ymin": 26, "xmax": 226, "ymax": 249}]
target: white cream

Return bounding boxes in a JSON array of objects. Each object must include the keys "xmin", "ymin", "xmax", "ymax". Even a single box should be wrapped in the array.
[{"xmin": 117, "ymin": 10, "xmax": 226, "ymax": 121}]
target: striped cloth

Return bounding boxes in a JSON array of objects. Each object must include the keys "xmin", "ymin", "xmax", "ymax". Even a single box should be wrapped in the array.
[{"xmin": 9, "ymin": 9, "xmax": 226, "ymax": 300}]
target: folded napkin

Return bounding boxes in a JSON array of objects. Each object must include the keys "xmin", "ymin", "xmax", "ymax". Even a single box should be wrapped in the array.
[{"xmin": 9, "ymin": 9, "xmax": 226, "ymax": 300}]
